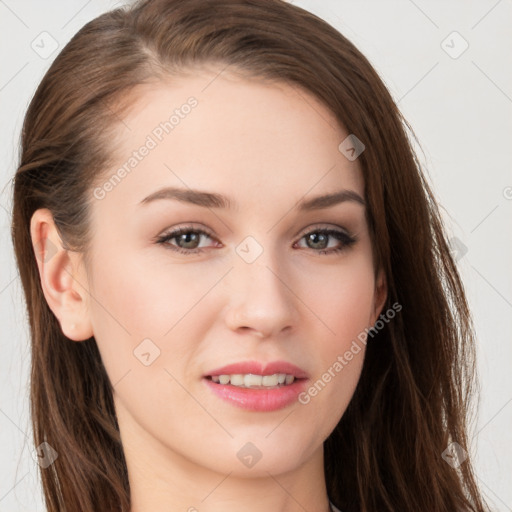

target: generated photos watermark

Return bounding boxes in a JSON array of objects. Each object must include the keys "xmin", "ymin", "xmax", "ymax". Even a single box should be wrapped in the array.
[
  {"xmin": 298, "ymin": 301, "xmax": 402, "ymax": 405},
  {"xmin": 93, "ymin": 96, "xmax": 198, "ymax": 200}
]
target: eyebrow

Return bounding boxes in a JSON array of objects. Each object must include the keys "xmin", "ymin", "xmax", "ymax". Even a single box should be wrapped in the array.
[{"xmin": 139, "ymin": 186, "xmax": 365, "ymax": 210}]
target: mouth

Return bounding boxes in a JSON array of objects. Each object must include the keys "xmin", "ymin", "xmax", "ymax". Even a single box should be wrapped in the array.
[
  {"xmin": 203, "ymin": 361, "xmax": 309, "ymax": 411},
  {"xmin": 205, "ymin": 372, "xmax": 303, "ymax": 389}
]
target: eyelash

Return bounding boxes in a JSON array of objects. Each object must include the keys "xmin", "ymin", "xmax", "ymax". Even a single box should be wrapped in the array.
[{"xmin": 155, "ymin": 224, "xmax": 357, "ymax": 256}]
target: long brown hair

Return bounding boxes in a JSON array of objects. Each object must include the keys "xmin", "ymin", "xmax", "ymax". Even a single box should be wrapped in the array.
[{"xmin": 11, "ymin": 0, "xmax": 489, "ymax": 510}]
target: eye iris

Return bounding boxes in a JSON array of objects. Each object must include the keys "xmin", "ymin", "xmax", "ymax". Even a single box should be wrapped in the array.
[
  {"xmin": 177, "ymin": 232, "xmax": 200, "ymax": 249},
  {"xmin": 307, "ymin": 232, "xmax": 328, "ymax": 249}
]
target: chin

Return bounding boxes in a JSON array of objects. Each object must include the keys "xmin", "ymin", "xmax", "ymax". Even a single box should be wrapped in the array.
[{"xmin": 195, "ymin": 431, "xmax": 320, "ymax": 477}]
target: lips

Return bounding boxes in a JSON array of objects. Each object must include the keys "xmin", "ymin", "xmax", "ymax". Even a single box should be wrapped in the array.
[
  {"xmin": 203, "ymin": 360, "xmax": 309, "ymax": 412},
  {"xmin": 205, "ymin": 360, "xmax": 309, "ymax": 379}
]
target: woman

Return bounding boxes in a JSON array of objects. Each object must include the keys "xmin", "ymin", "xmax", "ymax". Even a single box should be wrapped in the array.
[{"xmin": 11, "ymin": 0, "xmax": 490, "ymax": 510}]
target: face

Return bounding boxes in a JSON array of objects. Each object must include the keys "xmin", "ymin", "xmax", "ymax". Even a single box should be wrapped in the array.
[{"xmin": 78, "ymin": 67, "xmax": 386, "ymax": 481}]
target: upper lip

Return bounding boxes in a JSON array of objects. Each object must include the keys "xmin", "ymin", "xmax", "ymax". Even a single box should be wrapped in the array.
[{"xmin": 205, "ymin": 360, "xmax": 309, "ymax": 379}]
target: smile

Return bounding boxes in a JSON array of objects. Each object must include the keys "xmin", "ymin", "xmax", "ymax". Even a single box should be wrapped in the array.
[{"xmin": 209, "ymin": 373, "xmax": 296, "ymax": 388}]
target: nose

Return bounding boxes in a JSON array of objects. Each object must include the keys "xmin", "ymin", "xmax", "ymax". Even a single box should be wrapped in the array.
[{"xmin": 224, "ymin": 252, "xmax": 300, "ymax": 339}]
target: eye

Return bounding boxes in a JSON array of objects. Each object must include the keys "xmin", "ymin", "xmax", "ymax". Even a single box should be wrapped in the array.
[
  {"xmin": 155, "ymin": 225, "xmax": 357, "ymax": 256},
  {"xmin": 155, "ymin": 225, "xmax": 219, "ymax": 254},
  {"xmin": 294, "ymin": 228, "xmax": 357, "ymax": 255}
]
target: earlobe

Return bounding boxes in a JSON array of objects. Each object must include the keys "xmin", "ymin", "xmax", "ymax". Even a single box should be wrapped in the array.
[{"xmin": 30, "ymin": 208, "xmax": 93, "ymax": 342}]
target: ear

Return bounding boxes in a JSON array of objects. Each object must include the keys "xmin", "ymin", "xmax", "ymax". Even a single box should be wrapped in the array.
[
  {"xmin": 370, "ymin": 267, "xmax": 388, "ymax": 325},
  {"xmin": 30, "ymin": 208, "xmax": 94, "ymax": 342}
]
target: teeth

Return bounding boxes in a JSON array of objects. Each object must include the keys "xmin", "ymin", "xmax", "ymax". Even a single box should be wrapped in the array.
[
  {"xmin": 210, "ymin": 373, "xmax": 296, "ymax": 388},
  {"xmin": 230, "ymin": 374, "xmax": 244, "ymax": 386},
  {"xmin": 218, "ymin": 375, "xmax": 229, "ymax": 385},
  {"xmin": 244, "ymin": 374, "xmax": 262, "ymax": 387},
  {"xmin": 261, "ymin": 374, "xmax": 278, "ymax": 386}
]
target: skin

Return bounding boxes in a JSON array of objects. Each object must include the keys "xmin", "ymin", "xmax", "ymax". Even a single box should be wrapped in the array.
[{"xmin": 31, "ymin": 66, "xmax": 387, "ymax": 512}]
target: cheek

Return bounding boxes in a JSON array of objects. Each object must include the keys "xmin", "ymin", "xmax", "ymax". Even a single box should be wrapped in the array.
[
  {"xmin": 88, "ymin": 247, "xmax": 222, "ymax": 338},
  {"xmin": 85, "ymin": 247, "xmax": 227, "ymax": 383},
  {"xmin": 299, "ymin": 254, "xmax": 375, "ymax": 419},
  {"xmin": 307, "ymin": 254, "xmax": 376, "ymax": 346}
]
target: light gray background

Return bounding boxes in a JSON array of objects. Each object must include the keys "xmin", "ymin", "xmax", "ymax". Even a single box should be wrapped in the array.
[{"xmin": 1, "ymin": 0, "xmax": 511, "ymax": 510}]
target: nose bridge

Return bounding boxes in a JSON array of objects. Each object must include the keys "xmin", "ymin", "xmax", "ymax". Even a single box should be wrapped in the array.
[
  {"xmin": 225, "ymin": 235, "xmax": 299, "ymax": 336},
  {"xmin": 236, "ymin": 257, "xmax": 286, "ymax": 301}
]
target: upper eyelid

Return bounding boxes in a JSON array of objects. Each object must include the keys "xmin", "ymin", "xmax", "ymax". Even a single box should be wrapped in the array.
[
  {"xmin": 295, "ymin": 224, "xmax": 351, "ymax": 238},
  {"xmin": 162, "ymin": 225, "xmax": 217, "ymax": 241},
  {"xmin": 157, "ymin": 223, "xmax": 212, "ymax": 235},
  {"xmin": 161, "ymin": 222, "xmax": 351, "ymax": 237},
  {"xmin": 161, "ymin": 225, "xmax": 349, "ymax": 239}
]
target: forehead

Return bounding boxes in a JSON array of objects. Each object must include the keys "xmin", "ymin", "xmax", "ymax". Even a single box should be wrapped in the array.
[{"xmin": 94, "ymin": 67, "xmax": 364, "ymax": 214}]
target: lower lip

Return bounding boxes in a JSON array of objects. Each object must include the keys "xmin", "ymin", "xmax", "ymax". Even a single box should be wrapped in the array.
[{"xmin": 203, "ymin": 378, "xmax": 308, "ymax": 412}]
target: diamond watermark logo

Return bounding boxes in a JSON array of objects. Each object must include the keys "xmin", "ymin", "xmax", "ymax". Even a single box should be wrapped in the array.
[
  {"xmin": 237, "ymin": 442, "xmax": 262, "ymax": 468},
  {"xmin": 441, "ymin": 31, "xmax": 469, "ymax": 59},
  {"xmin": 32, "ymin": 442, "xmax": 58, "ymax": 469},
  {"xmin": 34, "ymin": 237, "xmax": 58, "ymax": 263},
  {"xmin": 449, "ymin": 237, "xmax": 468, "ymax": 262},
  {"xmin": 133, "ymin": 338, "xmax": 161, "ymax": 366},
  {"xmin": 441, "ymin": 442, "xmax": 468, "ymax": 468},
  {"xmin": 31, "ymin": 31, "xmax": 59, "ymax": 59},
  {"xmin": 235, "ymin": 236, "xmax": 264, "ymax": 264},
  {"xmin": 338, "ymin": 134, "xmax": 365, "ymax": 161}
]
